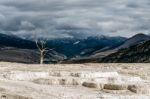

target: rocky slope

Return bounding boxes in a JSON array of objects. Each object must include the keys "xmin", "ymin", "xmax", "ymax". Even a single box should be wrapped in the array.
[
  {"xmin": 116, "ymin": 33, "xmax": 150, "ymax": 49},
  {"xmin": 91, "ymin": 33, "xmax": 150, "ymax": 58},
  {"xmin": 0, "ymin": 47, "xmax": 39, "ymax": 63},
  {"xmin": 0, "ymin": 47, "xmax": 66, "ymax": 64},
  {"xmin": 99, "ymin": 40, "xmax": 150, "ymax": 63}
]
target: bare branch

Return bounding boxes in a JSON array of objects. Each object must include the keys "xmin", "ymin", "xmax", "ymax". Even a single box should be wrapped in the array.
[
  {"xmin": 33, "ymin": 32, "xmax": 51, "ymax": 64},
  {"xmin": 43, "ymin": 48, "xmax": 54, "ymax": 57},
  {"xmin": 35, "ymin": 40, "xmax": 42, "ymax": 51}
]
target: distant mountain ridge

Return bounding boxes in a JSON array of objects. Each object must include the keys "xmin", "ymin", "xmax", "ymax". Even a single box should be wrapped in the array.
[
  {"xmin": 0, "ymin": 33, "xmax": 36, "ymax": 49},
  {"xmin": 47, "ymin": 36, "xmax": 126, "ymax": 58}
]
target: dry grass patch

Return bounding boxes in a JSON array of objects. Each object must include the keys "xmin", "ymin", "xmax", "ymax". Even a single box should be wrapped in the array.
[
  {"xmin": 102, "ymin": 89, "xmax": 129, "ymax": 94},
  {"xmin": 82, "ymin": 81, "xmax": 104, "ymax": 90},
  {"xmin": 33, "ymin": 78, "xmax": 83, "ymax": 85},
  {"xmin": 128, "ymin": 84, "xmax": 150, "ymax": 94},
  {"xmin": 0, "ymin": 93, "xmax": 32, "ymax": 99},
  {"xmin": 104, "ymin": 83, "xmax": 128, "ymax": 90},
  {"xmin": 82, "ymin": 82, "xmax": 99, "ymax": 88}
]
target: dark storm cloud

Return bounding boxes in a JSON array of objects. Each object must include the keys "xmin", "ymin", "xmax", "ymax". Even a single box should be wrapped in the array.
[{"xmin": 0, "ymin": 0, "xmax": 150, "ymax": 39}]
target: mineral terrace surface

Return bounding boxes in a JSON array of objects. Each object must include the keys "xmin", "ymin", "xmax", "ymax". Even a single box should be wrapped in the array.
[{"xmin": 0, "ymin": 62, "xmax": 149, "ymax": 99}]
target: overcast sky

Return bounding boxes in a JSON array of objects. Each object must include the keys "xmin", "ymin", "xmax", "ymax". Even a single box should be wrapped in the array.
[{"xmin": 0, "ymin": 0, "xmax": 150, "ymax": 39}]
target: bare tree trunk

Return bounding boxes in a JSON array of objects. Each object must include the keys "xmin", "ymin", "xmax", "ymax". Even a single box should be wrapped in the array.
[{"xmin": 40, "ymin": 51, "xmax": 44, "ymax": 64}]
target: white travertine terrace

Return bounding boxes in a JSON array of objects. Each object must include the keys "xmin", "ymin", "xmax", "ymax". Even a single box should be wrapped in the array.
[{"xmin": 0, "ymin": 62, "xmax": 149, "ymax": 99}]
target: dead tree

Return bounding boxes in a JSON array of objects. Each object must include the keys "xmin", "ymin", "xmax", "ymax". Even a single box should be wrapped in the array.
[
  {"xmin": 33, "ymin": 32, "xmax": 52, "ymax": 64},
  {"xmin": 35, "ymin": 39, "xmax": 49, "ymax": 64}
]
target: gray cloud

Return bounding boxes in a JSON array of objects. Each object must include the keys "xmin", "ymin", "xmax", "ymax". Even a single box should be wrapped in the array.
[{"xmin": 0, "ymin": 0, "xmax": 150, "ymax": 39}]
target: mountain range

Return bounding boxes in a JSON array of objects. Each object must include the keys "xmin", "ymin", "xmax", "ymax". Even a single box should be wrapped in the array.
[
  {"xmin": 46, "ymin": 36, "xmax": 126, "ymax": 58},
  {"xmin": 0, "ymin": 33, "xmax": 149, "ymax": 63},
  {"xmin": 64, "ymin": 33, "xmax": 150, "ymax": 63},
  {"xmin": 0, "ymin": 33, "xmax": 36, "ymax": 49}
]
